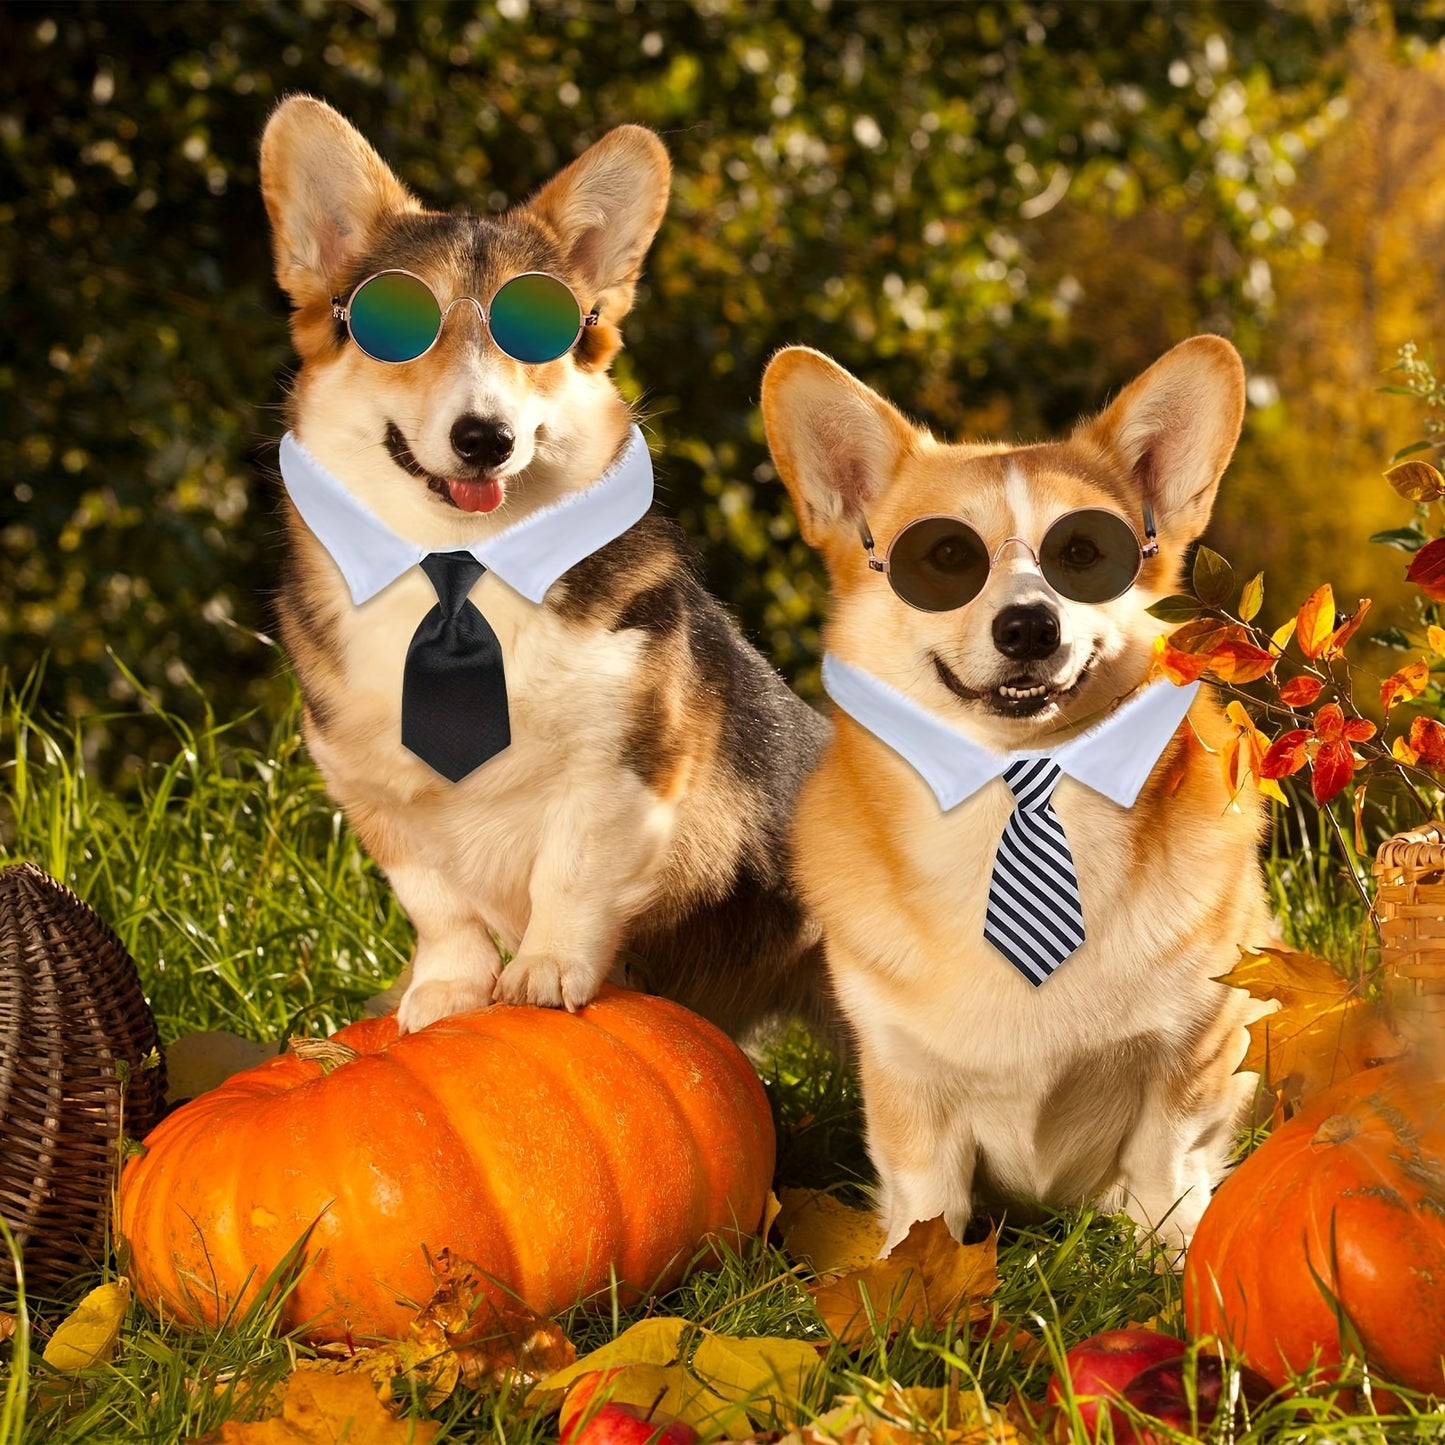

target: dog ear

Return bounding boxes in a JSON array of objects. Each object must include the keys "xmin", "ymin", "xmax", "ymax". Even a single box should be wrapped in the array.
[
  {"xmin": 259, "ymin": 95, "xmax": 420, "ymax": 306},
  {"xmin": 527, "ymin": 126, "xmax": 671, "ymax": 323},
  {"xmin": 1074, "ymin": 335, "xmax": 1246, "ymax": 542},
  {"xmin": 762, "ymin": 347, "xmax": 917, "ymax": 549}
]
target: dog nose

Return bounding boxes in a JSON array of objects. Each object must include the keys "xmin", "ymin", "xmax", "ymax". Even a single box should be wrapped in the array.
[
  {"xmin": 992, "ymin": 604, "xmax": 1061, "ymax": 661},
  {"xmin": 450, "ymin": 415, "xmax": 514, "ymax": 470}
]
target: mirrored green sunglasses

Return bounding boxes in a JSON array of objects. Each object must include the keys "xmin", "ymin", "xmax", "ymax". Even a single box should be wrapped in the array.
[{"xmin": 331, "ymin": 269, "xmax": 599, "ymax": 365}]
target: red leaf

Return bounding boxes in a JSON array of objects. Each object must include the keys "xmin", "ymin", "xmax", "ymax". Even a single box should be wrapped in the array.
[
  {"xmin": 1204, "ymin": 639, "xmax": 1278, "ymax": 685},
  {"xmin": 1409, "ymin": 716, "xmax": 1445, "ymax": 768},
  {"xmin": 1154, "ymin": 639, "xmax": 1211, "ymax": 685},
  {"xmin": 1278, "ymin": 676, "xmax": 1323, "ymax": 707},
  {"xmin": 1320, "ymin": 599, "xmax": 1371, "ymax": 658},
  {"xmin": 1260, "ymin": 729, "xmax": 1312, "ymax": 779},
  {"xmin": 1311, "ymin": 739, "xmax": 1356, "ymax": 804},
  {"xmin": 1406, "ymin": 538, "xmax": 1445, "ymax": 602},
  {"xmin": 1313, "ymin": 702, "xmax": 1346, "ymax": 744}
]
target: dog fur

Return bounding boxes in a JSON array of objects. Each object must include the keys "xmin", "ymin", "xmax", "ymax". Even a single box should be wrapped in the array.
[
  {"xmin": 260, "ymin": 96, "xmax": 828, "ymax": 1038},
  {"xmin": 761, "ymin": 335, "xmax": 1274, "ymax": 1252}
]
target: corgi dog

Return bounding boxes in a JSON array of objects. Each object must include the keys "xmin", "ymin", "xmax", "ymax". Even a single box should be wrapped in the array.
[
  {"xmin": 761, "ymin": 335, "xmax": 1273, "ymax": 1252},
  {"xmin": 259, "ymin": 96, "xmax": 828, "ymax": 1038}
]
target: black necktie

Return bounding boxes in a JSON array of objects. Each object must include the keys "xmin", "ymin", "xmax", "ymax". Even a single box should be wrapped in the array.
[{"xmin": 400, "ymin": 552, "xmax": 510, "ymax": 782}]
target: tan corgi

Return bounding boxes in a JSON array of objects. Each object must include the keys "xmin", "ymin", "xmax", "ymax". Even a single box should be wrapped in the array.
[
  {"xmin": 259, "ymin": 96, "xmax": 829, "ymax": 1038},
  {"xmin": 761, "ymin": 335, "xmax": 1273, "ymax": 1252}
]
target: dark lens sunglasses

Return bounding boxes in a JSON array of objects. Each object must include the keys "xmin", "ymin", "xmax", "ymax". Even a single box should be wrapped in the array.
[
  {"xmin": 862, "ymin": 505, "xmax": 1158, "ymax": 612},
  {"xmin": 331, "ymin": 269, "xmax": 599, "ymax": 365}
]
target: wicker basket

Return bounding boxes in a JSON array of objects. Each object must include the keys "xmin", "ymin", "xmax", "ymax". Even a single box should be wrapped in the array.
[
  {"xmin": 1372, "ymin": 825, "xmax": 1445, "ymax": 1017},
  {"xmin": 0, "ymin": 862, "xmax": 166, "ymax": 1303}
]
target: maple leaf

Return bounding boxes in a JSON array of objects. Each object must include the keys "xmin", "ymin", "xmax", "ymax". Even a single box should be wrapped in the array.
[
  {"xmin": 1216, "ymin": 946, "xmax": 1405, "ymax": 1111},
  {"xmin": 188, "ymin": 1371, "xmax": 440, "ymax": 1445},
  {"xmin": 775, "ymin": 1188, "xmax": 886, "ymax": 1275},
  {"xmin": 808, "ymin": 1217, "xmax": 999, "ymax": 1350}
]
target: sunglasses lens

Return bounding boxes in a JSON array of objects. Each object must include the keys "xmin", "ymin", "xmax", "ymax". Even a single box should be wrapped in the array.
[
  {"xmin": 887, "ymin": 518, "xmax": 991, "ymax": 611},
  {"xmin": 488, "ymin": 273, "xmax": 583, "ymax": 363},
  {"xmin": 347, "ymin": 272, "xmax": 441, "ymax": 362},
  {"xmin": 1039, "ymin": 510, "xmax": 1142, "ymax": 602}
]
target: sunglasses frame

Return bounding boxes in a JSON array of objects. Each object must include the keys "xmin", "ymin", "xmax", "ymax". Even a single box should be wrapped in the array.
[
  {"xmin": 330, "ymin": 267, "xmax": 600, "ymax": 365},
  {"xmin": 860, "ymin": 504, "xmax": 1159, "ymax": 612}
]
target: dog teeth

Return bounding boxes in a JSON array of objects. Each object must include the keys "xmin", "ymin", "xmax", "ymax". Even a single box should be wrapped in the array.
[{"xmin": 997, "ymin": 683, "xmax": 1050, "ymax": 700}]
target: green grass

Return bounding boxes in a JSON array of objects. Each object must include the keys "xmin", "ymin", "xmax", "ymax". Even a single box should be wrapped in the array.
[{"xmin": 1, "ymin": 677, "xmax": 1442, "ymax": 1443}]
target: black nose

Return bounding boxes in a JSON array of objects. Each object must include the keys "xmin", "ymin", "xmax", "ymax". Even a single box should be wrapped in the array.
[
  {"xmin": 992, "ymin": 604, "xmax": 1061, "ymax": 661},
  {"xmin": 450, "ymin": 415, "xmax": 514, "ymax": 469}
]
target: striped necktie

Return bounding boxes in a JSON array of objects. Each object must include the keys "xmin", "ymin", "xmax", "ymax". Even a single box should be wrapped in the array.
[{"xmin": 983, "ymin": 757, "xmax": 1086, "ymax": 985}]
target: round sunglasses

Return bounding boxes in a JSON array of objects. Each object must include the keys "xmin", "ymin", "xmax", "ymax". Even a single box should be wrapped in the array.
[
  {"xmin": 330, "ymin": 269, "xmax": 599, "ymax": 365},
  {"xmin": 862, "ymin": 506, "xmax": 1159, "ymax": 612}
]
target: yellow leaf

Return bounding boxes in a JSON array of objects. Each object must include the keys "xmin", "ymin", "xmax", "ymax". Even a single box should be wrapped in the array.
[
  {"xmin": 761, "ymin": 1189, "xmax": 783, "ymax": 1240},
  {"xmin": 809, "ymin": 1218, "xmax": 999, "ymax": 1349},
  {"xmin": 691, "ymin": 1333, "xmax": 821, "ymax": 1423},
  {"xmin": 1238, "ymin": 571, "xmax": 1264, "ymax": 623},
  {"xmin": 201, "ymin": 1370, "xmax": 439, "ymax": 1444},
  {"xmin": 1295, "ymin": 584, "xmax": 1336, "ymax": 660},
  {"xmin": 302, "ymin": 1319, "xmax": 459, "ymax": 1412},
  {"xmin": 1429, "ymin": 624, "xmax": 1445, "ymax": 657},
  {"xmin": 42, "ymin": 1279, "xmax": 129, "ymax": 1372},
  {"xmin": 1386, "ymin": 458, "xmax": 1445, "ymax": 502},
  {"xmin": 528, "ymin": 1317, "xmax": 687, "ymax": 1409},
  {"xmin": 559, "ymin": 1363, "xmax": 746, "ymax": 1437},
  {"xmin": 775, "ymin": 1189, "xmax": 885, "ymax": 1275},
  {"xmin": 1269, "ymin": 616, "xmax": 1297, "ymax": 655},
  {"xmin": 1216, "ymin": 947, "xmax": 1406, "ymax": 1110},
  {"xmin": 800, "ymin": 1385, "xmax": 1019, "ymax": 1445}
]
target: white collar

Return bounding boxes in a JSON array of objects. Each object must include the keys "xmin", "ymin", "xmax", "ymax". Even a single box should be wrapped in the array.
[
  {"xmin": 821, "ymin": 653, "xmax": 1199, "ymax": 812},
  {"xmin": 278, "ymin": 424, "xmax": 654, "ymax": 606}
]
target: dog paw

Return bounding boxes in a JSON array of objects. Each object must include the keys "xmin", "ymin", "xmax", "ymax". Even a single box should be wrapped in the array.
[
  {"xmin": 396, "ymin": 975, "xmax": 493, "ymax": 1034},
  {"xmin": 493, "ymin": 953, "xmax": 602, "ymax": 1011}
]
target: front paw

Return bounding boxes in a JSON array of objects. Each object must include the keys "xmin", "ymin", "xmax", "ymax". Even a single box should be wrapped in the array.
[
  {"xmin": 397, "ymin": 975, "xmax": 494, "ymax": 1033},
  {"xmin": 493, "ymin": 952, "xmax": 603, "ymax": 1011}
]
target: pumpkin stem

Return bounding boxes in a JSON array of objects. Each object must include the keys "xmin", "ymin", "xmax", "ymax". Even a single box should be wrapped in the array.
[
  {"xmin": 1310, "ymin": 1112, "xmax": 1358, "ymax": 1149},
  {"xmin": 289, "ymin": 1037, "xmax": 360, "ymax": 1075}
]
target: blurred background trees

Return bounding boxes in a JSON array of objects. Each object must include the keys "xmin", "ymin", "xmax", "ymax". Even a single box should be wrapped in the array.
[{"xmin": 3, "ymin": 0, "xmax": 1444, "ymax": 777}]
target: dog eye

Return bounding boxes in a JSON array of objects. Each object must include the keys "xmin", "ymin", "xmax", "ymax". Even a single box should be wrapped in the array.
[
  {"xmin": 1057, "ymin": 534, "xmax": 1101, "ymax": 569},
  {"xmin": 926, "ymin": 536, "xmax": 973, "ymax": 572}
]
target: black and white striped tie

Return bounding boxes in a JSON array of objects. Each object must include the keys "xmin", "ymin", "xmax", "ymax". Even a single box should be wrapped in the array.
[{"xmin": 983, "ymin": 758, "xmax": 1086, "ymax": 985}]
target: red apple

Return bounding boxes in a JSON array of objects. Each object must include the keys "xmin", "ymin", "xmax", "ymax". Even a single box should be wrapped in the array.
[
  {"xmin": 1045, "ymin": 1328, "xmax": 1187, "ymax": 1439},
  {"xmin": 1121, "ymin": 1352, "xmax": 1273, "ymax": 1442},
  {"xmin": 560, "ymin": 1371, "xmax": 699, "ymax": 1445}
]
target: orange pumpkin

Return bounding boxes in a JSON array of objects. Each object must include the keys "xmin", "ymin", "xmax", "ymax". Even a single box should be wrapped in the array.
[
  {"xmin": 118, "ymin": 989, "xmax": 774, "ymax": 1342},
  {"xmin": 1183, "ymin": 1063, "xmax": 1445, "ymax": 1392}
]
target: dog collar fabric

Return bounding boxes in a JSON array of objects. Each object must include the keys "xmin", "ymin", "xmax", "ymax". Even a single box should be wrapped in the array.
[
  {"xmin": 821, "ymin": 653, "xmax": 1201, "ymax": 812},
  {"xmin": 277, "ymin": 424, "xmax": 654, "ymax": 606}
]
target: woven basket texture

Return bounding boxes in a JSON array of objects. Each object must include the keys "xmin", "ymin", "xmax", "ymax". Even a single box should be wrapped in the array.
[
  {"xmin": 0, "ymin": 862, "xmax": 166, "ymax": 1302},
  {"xmin": 1373, "ymin": 824, "xmax": 1445, "ymax": 1015}
]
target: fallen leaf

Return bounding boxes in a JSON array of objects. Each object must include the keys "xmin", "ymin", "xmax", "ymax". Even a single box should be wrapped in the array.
[
  {"xmin": 1217, "ymin": 946, "xmax": 1405, "ymax": 1110},
  {"xmin": 166, "ymin": 1031, "xmax": 278, "ymax": 1103},
  {"xmin": 530, "ymin": 1318, "xmax": 689, "ymax": 1409},
  {"xmin": 416, "ymin": 1248, "xmax": 574, "ymax": 1392},
  {"xmin": 190, "ymin": 1370, "xmax": 439, "ymax": 1444},
  {"xmin": 691, "ymin": 1332, "xmax": 821, "ymax": 1420},
  {"xmin": 748, "ymin": 1384, "xmax": 1018, "ymax": 1445},
  {"xmin": 42, "ymin": 1278, "xmax": 129, "ymax": 1372},
  {"xmin": 761, "ymin": 1190, "xmax": 784, "ymax": 1240},
  {"xmin": 0, "ymin": 1309, "xmax": 15, "ymax": 1344},
  {"xmin": 301, "ymin": 1318, "xmax": 459, "ymax": 1412},
  {"xmin": 775, "ymin": 1189, "xmax": 886, "ymax": 1276},
  {"xmin": 559, "ymin": 1363, "xmax": 746, "ymax": 1437},
  {"xmin": 809, "ymin": 1218, "xmax": 999, "ymax": 1349}
]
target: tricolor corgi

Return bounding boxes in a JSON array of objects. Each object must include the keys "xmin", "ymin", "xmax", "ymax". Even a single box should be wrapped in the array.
[
  {"xmin": 259, "ymin": 96, "xmax": 828, "ymax": 1038},
  {"xmin": 762, "ymin": 336, "xmax": 1274, "ymax": 1251}
]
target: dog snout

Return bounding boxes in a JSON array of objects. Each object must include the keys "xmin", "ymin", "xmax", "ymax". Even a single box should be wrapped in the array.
[
  {"xmin": 992, "ymin": 604, "xmax": 1060, "ymax": 661},
  {"xmin": 450, "ymin": 414, "xmax": 515, "ymax": 470}
]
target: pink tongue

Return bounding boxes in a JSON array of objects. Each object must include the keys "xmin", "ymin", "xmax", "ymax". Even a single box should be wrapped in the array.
[{"xmin": 446, "ymin": 477, "xmax": 504, "ymax": 514}]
